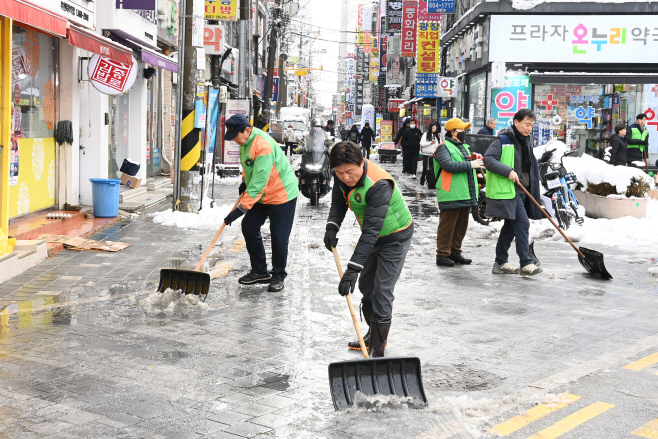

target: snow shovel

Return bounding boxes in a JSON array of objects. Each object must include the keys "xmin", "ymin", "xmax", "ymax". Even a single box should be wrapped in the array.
[
  {"xmin": 157, "ymin": 197, "xmax": 242, "ymax": 296},
  {"xmin": 328, "ymin": 247, "xmax": 428, "ymax": 411},
  {"xmin": 516, "ymin": 183, "xmax": 612, "ymax": 280}
]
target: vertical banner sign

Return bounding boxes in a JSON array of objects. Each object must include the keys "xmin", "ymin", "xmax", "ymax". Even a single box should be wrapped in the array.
[
  {"xmin": 207, "ymin": 88, "xmax": 219, "ymax": 154},
  {"xmin": 272, "ymin": 77, "xmax": 279, "ymax": 102},
  {"xmin": 418, "ymin": 0, "xmax": 442, "ymax": 20},
  {"xmin": 417, "ymin": 21, "xmax": 441, "ymax": 73},
  {"xmin": 490, "ymin": 76, "xmax": 532, "ymax": 134},
  {"xmin": 205, "ymin": 0, "xmax": 238, "ymax": 20},
  {"xmin": 357, "ymin": 4, "xmax": 365, "ymax": 28},
  {"xmin": 387, "ymin": 55, "xmax": 402, "ymax": 86},
  {"xmin": 415, "ymin": 73, "xmax": 438, "ymax": 98},
  {"xmin": 223, "ymin": 99, "xmax": 249, "ymax": 163},
  {"xmin": 644, "ymin": 84, "xmax": 658, "ymax": 154},
  {"xmin": 379, "ymin": 37, "xmax": 388, "ymax": 78},
  {"xmin": 401, "ymin": 1, "xmax": 418, "ymax": 57},
  {"xmin": 363, "ymin": 32, "xmax": 372, "ymax": 53},
  {"xmin": 356, "ymin": 78, "xmax": 364, "ymax": 115},
  {"xmin": 370, "ymin": 54, "xmax": 380, "ymax": 82},
  {"xmin": 356, "ymin": 49, "xmax": 364, "ymax": 77},
  {"xmin": 381, "ymin": 120, "xmax": 394, "ymax": 142},
  {"xmin": 388, "ymin": 35, "xmax": 401, "ymax": 56},
  {"xmin": 362, "ymin": 5, "xmax": 372, "ymax": 31},
  {"xmin": 387, "ymin": 0, "xmax": 403, "ymax": 32}
]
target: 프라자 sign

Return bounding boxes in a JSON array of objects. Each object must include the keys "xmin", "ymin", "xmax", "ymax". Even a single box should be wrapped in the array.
[{"xmin": 88, "ymin": 54, "xmax": 137, "ymax": 95}]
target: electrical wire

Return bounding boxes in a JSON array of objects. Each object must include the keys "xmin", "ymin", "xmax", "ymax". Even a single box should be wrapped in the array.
[{"xmin": 288, "ymin": 18, "xmax": 390, "ymax": 35}]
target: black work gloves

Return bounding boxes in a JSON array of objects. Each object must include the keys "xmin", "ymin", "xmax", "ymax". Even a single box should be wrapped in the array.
[
  {"xmin": 338, "ymin": 266, "xmax": 360, "ymax": 296},
  {"xmin": 239, "ymin": 182, "xmax": 247, "ymax": 195},
  {"xmin": 224, "ymin": 208, "xmax": 245, "ymax": 226},
  {"xmin": 324, "ymin": 224, "xmax": 339, "ymax": 251}
]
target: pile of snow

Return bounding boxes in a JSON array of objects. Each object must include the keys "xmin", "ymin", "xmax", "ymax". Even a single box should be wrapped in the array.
[
  {"xmin": 351, "ymin": 392, "xmax": 413, "ymax": 411},
  {"xmin": 563, "ymin": 154, "xmax": 651, "ymax": 195},
  {"xmin": 150, "ymin": 198, "xmax": 236, "ymax": 229},
  {"xmin": 213, "ymin": 176, "xmax": 242, "ymax": 185},
  {"xmin": 138, "ymin": 288, "xmax": 209, "ymax": 313},
  {"xmin": 533, "ymin": 139, "xmax": 571, "ymax": 164}
]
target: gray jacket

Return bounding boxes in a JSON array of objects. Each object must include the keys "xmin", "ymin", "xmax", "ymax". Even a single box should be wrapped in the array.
[{"xmin": 483, "ymin": 128, "xmax": 543, "ymax": 220}]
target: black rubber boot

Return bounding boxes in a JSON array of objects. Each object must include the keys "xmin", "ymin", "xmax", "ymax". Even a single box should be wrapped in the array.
[
  {"xmin": 368, "ymin": 315, "xmax": 391, "ymax": 358},
  {"xmin": 348, "ymin": 301, "xmax": 372, "ymax": 350},
  {"xmin": 450, "ymin": 253, "xmax": 472, "ymax": 265}
]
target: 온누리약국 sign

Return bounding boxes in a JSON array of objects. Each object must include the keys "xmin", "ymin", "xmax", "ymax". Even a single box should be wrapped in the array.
[
  {"xmin": 490, "ymin": 15, "xmax": 658, "ymax": 63},
  {"xmin": 490, "ymin": 76, "xmax": 532, "ymax": 134},
  {"xmin": 88, "ymin": 54, "xmax": 137, "ymax": 95},
  {"xmin": 417, "ymin": 21, "xmax": 441, "ymax": 73},
  {"xmin": 401, "ymin": 1, "xmax": 418, "ymax": 57},
  {"xmin": 205, "ymin": 0, "xmax": 238, "ymax": 20}
]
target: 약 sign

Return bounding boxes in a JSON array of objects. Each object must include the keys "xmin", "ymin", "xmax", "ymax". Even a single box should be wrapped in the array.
[{"xmin": 490, "ymin": 76, "xmax": 532, "ymax": 134}]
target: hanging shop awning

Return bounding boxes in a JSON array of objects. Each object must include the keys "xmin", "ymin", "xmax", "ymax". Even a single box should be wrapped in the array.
[
  {"xmin": 68, "ymin": 25, "xmax": 133, "ymax": 64},
  {"xmin": 0, "ymin": 0, "xmax": 68, "ymax": 37},
  {"xmin": 140, "ymin": 47, "xmax": 178, "ymax": 73}
]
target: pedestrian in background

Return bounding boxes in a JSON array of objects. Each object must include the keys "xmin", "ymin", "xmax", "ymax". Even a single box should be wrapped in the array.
[
  {"xmin": 625, "ymin": 113, "xmax": 649, "ymax": 167},
  {"xmin": 605, "ymin": 124, "xmax": 628, "ymax": 166},
  {"xmin": 348, "ymin": 124, "xmax": 360, "ymax": 144},
  {"xmin": 325, "ymin": 120, "xmax": 336, "ymax": 137},
  {"xmin": 484, "ymin": 109, "xmax": 543, "ymax": 276},
  {"xmin": 360, "ymin": 121, "xmax": 375, "ymax": 159},
  {"xmin": 222, "ymin": 114, "xmax": 300, "ymax": 292},
  {"xmin": 433, "ymin": 118, "xmax": 481, "ymax": 267},
  {"xmin": 340, "ymin": 126, "xmax": 348, "ymax": 141},
  {"xmin": 419, "ymin": 121, "xmax": 441, "ymax": 187},
  {"xmin": 395, "ymin": 118, "xmax": 422, "ymax": 176},
  {"xmin": 284, "ymin": 124, "xmax": 296, "ymax": 157},
  {"xmin": 324, "ymin": 141, "xmax": 413, "ymax": 357},
  {"xmin": 478, "ymin": 118, "xmax": 497, "ymax": 136}
]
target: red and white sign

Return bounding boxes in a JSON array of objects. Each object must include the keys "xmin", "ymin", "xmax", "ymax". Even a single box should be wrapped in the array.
[
  {"xmin": 357, "ymin": 4, "xmax": 364, "ymax": 27},
  {"xmin": 388, "ymin": 99, "xmax": 405, "ymax": 113},
  {"xmin": 88, "ymin": 54, "xmax": 137, "ymax": 95},
  {"xmin": 401, "ymin": 1, "xmax": 418, "ymax": 57},
  {"xmin": 14, "ymin": 84, "xmax": 20, "ymax": 104},
  {"xmin": 203, "ymin": 24, "xmax": 224, "ymax": 55}
]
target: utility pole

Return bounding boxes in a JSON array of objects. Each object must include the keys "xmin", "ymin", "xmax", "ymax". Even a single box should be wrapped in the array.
[
  {"xmin": 263, "ymin": 2, "xmax": 280, "ymax": 123},
  {"xmin": 175, "ymin": 0, "xmax": 204, "ymax": 213}
]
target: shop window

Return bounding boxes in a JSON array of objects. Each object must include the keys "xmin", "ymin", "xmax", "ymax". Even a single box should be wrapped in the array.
[
  {"xmin": 9, "ymin": 25, "xmax": 58, "ymax": 218},
  {"xmin": 468, "ymin": 72, "xmax": 487, "ymax": 132}
]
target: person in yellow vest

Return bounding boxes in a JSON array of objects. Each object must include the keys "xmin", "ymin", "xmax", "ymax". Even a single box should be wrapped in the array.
[
  {"xmin": 323, "ymin": 141, "xmax": 414, "ymax": 357},
  {"xmin": 625, "ymin": 113, "xmax": 649, "ymax": 167},
  {"xmin": 433, "ymin": 118, "xmax": 482, "ymax": 267}
]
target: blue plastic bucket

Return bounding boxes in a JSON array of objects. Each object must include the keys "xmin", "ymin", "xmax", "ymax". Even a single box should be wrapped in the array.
[{"xmin": 89, "ymin": 178, "xmax": 121, "ymax": 218}]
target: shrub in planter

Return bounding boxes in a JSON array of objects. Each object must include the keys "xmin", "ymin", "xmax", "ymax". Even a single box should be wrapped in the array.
[
  {"xmin": 626, "ymin": 177, "xmax": 650, "ymax": 198},
  {"xmin": 563, "ymin": 154, "xmax": 653, "ymax": 198}
]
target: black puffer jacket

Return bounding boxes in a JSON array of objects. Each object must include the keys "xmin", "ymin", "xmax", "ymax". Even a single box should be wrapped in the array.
[
  {"xmin": 326, "ymin": 161, "xmax": 414, "ymax": 269},
  {"xmin": 607, "ymin": 133, "xmax": 627, "ymax": 166},
  {"xmin": 395, "ymin": 126, "xmax": 422, "ymax": 149},
  {"xmin": 360, "ymin": 127, "xmax": 375, "ymax": 147},
  {"xmin": 433, "ymin": 138, "xmax": 478, "ymax": 210}
]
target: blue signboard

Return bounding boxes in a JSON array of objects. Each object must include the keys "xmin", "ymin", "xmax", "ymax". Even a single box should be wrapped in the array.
[
  {"xmin": 272, "ymin": 77, "xmax": 279, "ymax": 102},
  {"xmin": 427, "ymin": 0, "xmax": 455, "ymax": 13},
  {"xmin": 207, "ymin": 89, "xmax": 219, "ymax": 154},
  {"xmin": 415, "ymin": 73, "xmax": 439, "ymax": 98}
]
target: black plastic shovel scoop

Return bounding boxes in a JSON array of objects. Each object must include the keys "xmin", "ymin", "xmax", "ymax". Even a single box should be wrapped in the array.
[
  {"xmin": 328, "ymin": 248, "xmax": 428, "ymax": 411},
  {"xmin": 157, "ymin": 197, "xmax": 241, "ymax": 296},
  {"xmin": 517, "ymin": 184, "xmax": 612, "ymax": 280}
]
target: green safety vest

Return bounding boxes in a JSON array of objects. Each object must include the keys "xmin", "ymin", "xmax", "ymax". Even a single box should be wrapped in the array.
[
  {"xmin": 342, "ymin": 160, "xmax": 413, "ymax": 237},
  {"xmin": 433, "ymin": 139, "xmax": 478, "ymax": 203},
  {"xmin": 629, "ymin": 127, "xmax": 648, "ymax": 152},
  {"xmin": 486, "ymin": 143, "xmax": 516, "ymax": 200}
]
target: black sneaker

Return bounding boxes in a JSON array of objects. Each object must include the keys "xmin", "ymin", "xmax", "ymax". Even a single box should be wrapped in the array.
[
  {"xmin": 238, "ymin": 271, "xmax": 271, "ymax": 285},
  {"xmin": 268, "ymin": 279, "xmax": 284, "ymax": 292},
  {"xmin": 450, "ymin": 253, "xmax": 472, "ymax": 265},
  {"xmin": 436, "ymin": 257, "xmax": 455, "ymax": 267}
]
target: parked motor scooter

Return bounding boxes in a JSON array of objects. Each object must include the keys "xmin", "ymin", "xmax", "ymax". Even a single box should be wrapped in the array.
[{"xmin": 296, "ymin": 119, "xmax": 332, "ymax": 205}]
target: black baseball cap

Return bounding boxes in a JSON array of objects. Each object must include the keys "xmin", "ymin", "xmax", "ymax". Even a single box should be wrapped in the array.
[{"xmin": 224, "ymin": 114, "xmax": 250, "ymax": 141}]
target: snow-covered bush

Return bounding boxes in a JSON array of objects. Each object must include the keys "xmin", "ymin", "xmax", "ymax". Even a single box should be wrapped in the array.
[{"xmin": 563, "ymin": 154, "xmax": 652, "ymax": 198}]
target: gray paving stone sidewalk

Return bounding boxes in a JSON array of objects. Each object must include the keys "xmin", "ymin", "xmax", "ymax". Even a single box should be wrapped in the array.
[{"xmin": 1, "ymin": 170, "xmax": 658, "ymax": 438}]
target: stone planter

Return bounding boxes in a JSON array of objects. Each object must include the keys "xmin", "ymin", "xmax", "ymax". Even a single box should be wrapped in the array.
[{"xmin": 573, "ymin": 190, "xmax": 648, "ymax": 219}]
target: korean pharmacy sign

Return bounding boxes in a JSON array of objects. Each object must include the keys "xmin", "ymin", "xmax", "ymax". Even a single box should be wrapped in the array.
[
  {"xmin": 88, "ymin": 54, "xmax": 137, "ymax": 95},
  {"xmin": 490, "ymin": 76, "xmax": 532, "ymax": 134},
  {"xmin": 490, "ymin": 15, "xmax": 658, "ymax": 63}
]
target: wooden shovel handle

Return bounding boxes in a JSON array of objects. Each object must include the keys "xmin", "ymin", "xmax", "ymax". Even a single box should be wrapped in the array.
[
  {"xmin": 515, "ymin": 183, "xmax": 585, "ymax": 258},
  {"xmin": 194, "ymin": 197, "xmax": 242, "ymax": 272},
  {"xmin": 332, "ymin": 247, "xmax": 369, "ymax": 359}
]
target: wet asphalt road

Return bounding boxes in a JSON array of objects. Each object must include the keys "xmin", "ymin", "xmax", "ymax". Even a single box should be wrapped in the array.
[{"xmin": 1, "ymin": 154, "xmax": 658, "ymax": 439}]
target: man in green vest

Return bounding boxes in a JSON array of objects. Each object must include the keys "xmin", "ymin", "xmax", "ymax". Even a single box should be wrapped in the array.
[
  {"xmin": 323, "ymin": 141, "xmax": 414, "ymax": 357},
  {"xmin": 625, "ymin": 113, "xmax": 649, "ymax": 167},
  {"xmin": 433, "ymin": 118, "xmax": 482, "ymax": 267},
  {"xmin": 484, "ymin": 109, "xmax": 544, "ymax": 276}
]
